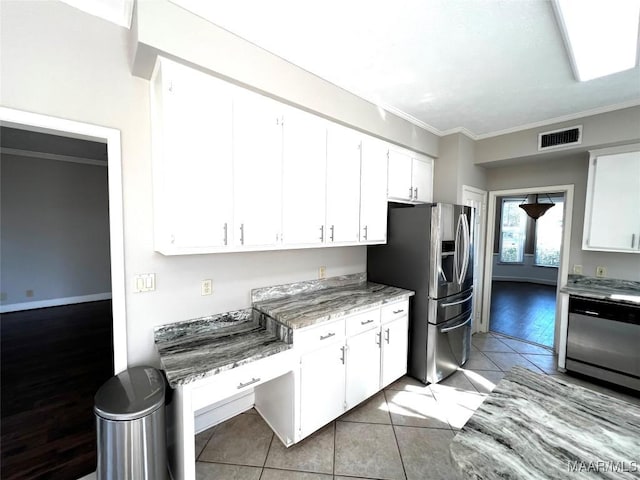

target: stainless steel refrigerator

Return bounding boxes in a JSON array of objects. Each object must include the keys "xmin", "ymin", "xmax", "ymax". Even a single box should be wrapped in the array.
[{"xmin": 367, "ymin": 203, "xmax": 474, "ymax": 384}]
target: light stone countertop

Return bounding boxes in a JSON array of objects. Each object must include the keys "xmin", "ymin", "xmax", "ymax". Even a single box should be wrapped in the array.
[
  {"xmin": 560, "ymin": 275, "xmax": 640, "ymax": 305},
  {"xmin": 450, "ymin": 366, "xmax": 640, "ymax": 479},
  {"xmin": 252, "ymin": 273, "xmax": 414, "ymax": 330}
]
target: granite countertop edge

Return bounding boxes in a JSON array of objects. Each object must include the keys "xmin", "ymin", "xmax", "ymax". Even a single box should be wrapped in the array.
[{"xmin": 560, "ymin": 275, "xmax": 640, "ymax": 305}]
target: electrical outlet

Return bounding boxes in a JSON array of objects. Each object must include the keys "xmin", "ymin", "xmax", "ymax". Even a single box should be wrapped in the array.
[
  {"xmin": 201, "ymin": 279, "xmax": 213, "ymax": 296},
  {"xmin": 595, "ymin": 266, "xmax": 606, "ymax": 278},
  {"xmin": 134, "ymin": 273, "xmax": 156, "ymax": 293},
  {"xmin": 0, "ymin": 292, "xmax": 7, "ymax": 301},
  {"xmin": 26, "ymin": 289, "xmax": 34, "ymax": 298},
  {"xmin": 318, "ymin": 266, "xmax": 326, "ymax": 279},
  {"xmin": 573, "ymin": 265, "xmax": 583, "ymax": 275}
]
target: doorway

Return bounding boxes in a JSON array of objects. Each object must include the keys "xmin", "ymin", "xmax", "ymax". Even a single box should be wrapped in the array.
[
  {"xmin": 0, "ymin": 107, "xmax": 127, "ymax": 479},
  {"xmin": 481, "ymin": 185, "xmax": 574, "ymax": 353}
]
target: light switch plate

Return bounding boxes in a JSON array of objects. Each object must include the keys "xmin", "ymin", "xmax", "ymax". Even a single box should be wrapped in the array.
[
  {"xmin": 573, "ymin": 265, "xmax": 583, "ymax": 274},
  {"xmin": 134, "ymin": 273, "xmax": 156, "ymax": 293}
]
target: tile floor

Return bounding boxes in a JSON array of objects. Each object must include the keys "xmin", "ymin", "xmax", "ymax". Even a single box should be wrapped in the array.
[{"xmin": 194, "ymin": 332, "xmax": 640, "ymax": 480}]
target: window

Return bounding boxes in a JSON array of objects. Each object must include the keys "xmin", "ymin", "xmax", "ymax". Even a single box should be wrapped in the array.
[
  {"xmin": 535, "ymin": 199, "xmax": 564, "ymax": 267},
  {"xmin": 499, "ymin": 199, "xmax": 528, "ymax": 263}
]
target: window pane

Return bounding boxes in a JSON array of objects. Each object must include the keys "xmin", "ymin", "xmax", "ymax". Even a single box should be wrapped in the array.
[
  {"xmin": 500, "ymin": 200, "xmax": 527, "ymax": 263},
  {"xmin": 535, "ymin": 200, "xmax": 564, "ymax": 267}
]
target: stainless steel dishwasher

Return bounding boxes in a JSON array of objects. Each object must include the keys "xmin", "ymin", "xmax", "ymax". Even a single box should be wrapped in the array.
[{"xmin": 566, "ymin": 296, "xmax": 640, "ymax": 392}]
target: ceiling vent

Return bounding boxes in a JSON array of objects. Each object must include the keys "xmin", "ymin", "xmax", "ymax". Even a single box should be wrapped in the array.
[{"xmin": 538, "ymin": 125, "xmax": 582, "ymax": 151}]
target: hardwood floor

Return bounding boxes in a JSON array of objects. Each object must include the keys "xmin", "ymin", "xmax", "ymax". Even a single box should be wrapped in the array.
[
  {"xmin": 489, "ymin": 281, "xmax": 556, "ymax": 347},
  {"xmin": 1, "ymin": 301, "xmax": 113, "ymax": 480}
]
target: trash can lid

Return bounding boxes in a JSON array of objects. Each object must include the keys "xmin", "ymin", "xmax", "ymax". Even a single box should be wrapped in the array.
[{"xmin": 94, "ymin": 366, "xmax": 165, "ymax": 421}]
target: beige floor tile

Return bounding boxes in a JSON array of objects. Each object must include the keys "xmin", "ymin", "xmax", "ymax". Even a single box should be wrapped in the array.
[
  {"xmin": 464, "ymin": 349, "xmax": 501, "ymax": 371},
  {"xmin": 195, "ymin": 428, "xmax": 214, "ymax": 459},
  {"xmin": 471, "ymin": 334, "xmax": 515, "ymax": 353},
  {"xmin": 498, "ymin": 338, "xmax": 554, "ymax": 355},
  {"xmin": 435, "ymin": 390, "xmax": 487, "ymax": 429},
  {"xmin": 429, "ymin": 370, "xmax": 478, "ymax": 397},
  {"xmin": 462, "ymin": 369, "xmax": 506, "ymax": 394},
  {"xmin": 260, "ymin": 468, "xmax": 332, "ymax": 480},
  {"xmin": 340, "ymin": 391, "xmax": 391, "ymax": 424},
  {"xmin": 481, "ymin": 352, "xmax": 544, "ymax": 374},
  {"xmin": 384, "ymin": 375, "xmax": 434, "ymax": 396},
  {"xmin": 385, "ymin": 389, "xmax": 450, "ymax": 429},
  {"xmin": 521, "ymin": 353, "xmax": 559, "ymax": 374},
  {"xmin": 196, "ymin": 462, "xmax": 261, "ymax": 480},
  {"xmin": 264, "ymin": 422, "xmax": 334, "ymax": 474},
  {"xmin": 394, "ymin": 426, "xmax": 460, "ymax": 480},
  {"xmin": 334, "ymin": 421, "xmax": 405, "ymax": 480},
  {"xmin": 199, "ymin": 413, "xmax": 273, "ymax": 467}
]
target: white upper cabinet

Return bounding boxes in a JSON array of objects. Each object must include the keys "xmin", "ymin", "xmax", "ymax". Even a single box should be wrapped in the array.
[
  {"xmin": 326, "ymin": 124, "xmax": 362, "ymax": 244},
  {"xmin": 360, "ymin": 136, "xmax": 389, "ymax": 243},
  {"xmin": 151, "ymin": 57, "xmax": 233, "ymax": 253},
  {"xmin": 282, "ymin": 107, "xmax": 327, "ymax": 246},
  {"xmin": 233, "ymin": 91, "xmax": 283, "ymax": 247},
  {"xmin": 387, "ymin": 147, "xmax": 434, "ymax": 203},
  {"xmin": 583, "ymin": 145, "xmax": 640, "ymax": 253}
]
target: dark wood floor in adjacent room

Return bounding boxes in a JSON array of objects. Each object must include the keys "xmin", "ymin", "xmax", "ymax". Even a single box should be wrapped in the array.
[
  {"xmin": 489, "ymin": 281, "xmax": 556, "ymax": 347},
  {"xmin": 1, "ymin": 300, "xmax": 113, "ymax": 480}
]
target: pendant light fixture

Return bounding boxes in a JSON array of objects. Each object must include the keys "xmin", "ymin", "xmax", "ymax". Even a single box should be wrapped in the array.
[{"xmin": 519, "ymin": 193, "xmax": 555, "ymax": 220}]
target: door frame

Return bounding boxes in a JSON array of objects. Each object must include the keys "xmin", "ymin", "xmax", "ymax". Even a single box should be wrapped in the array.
[
  {"xmin": 0, "ymin": 106, "xmax": 128, "ymax": 373},
  {"xmin": 481, "ymin": 184, "xmax": 574, "ymax": 353},
  {"xmin": 461, "ymin": 185, "xmax": 487, "ymax": 334}
]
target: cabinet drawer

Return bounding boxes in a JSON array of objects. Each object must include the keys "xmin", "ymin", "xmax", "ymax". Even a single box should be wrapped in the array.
[
  {"xmin": 191, "ymin": 350, "xmax": 294, "ymax": 411},
  {"xmin": 345, "ymin": 308, "xmax": 381, "ymax": 337},
  {"xmin": 381, "ymin": 299, "xmax": 409, "ymax": 323},
  {"xmin": 294, "ymin": 318, "xmax": 345, "ymax": 352}
]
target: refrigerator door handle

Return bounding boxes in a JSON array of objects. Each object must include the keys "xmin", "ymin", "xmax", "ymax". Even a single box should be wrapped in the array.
[
  {"xmin": 439, "ymin": 314, "xmax": 472, "ymax": 333},
  {"xmin": 459, "ymin": 213, "xmax": 471, "ymax": 284},
  {"xmin": 440, "ymin": 293, "xmax": 473, "ymax": 308},
  {"xmin": 454, "ymin": 213, "xmax": 464, "ymax": 284}
]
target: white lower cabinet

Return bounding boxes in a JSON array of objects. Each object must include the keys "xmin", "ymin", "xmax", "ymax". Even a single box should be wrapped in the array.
[
  {"xmin": 381, "ymin": 314, "xmax": 409, "ymax": 388},
  {"xmin": 345, "ymin": 327, "xmax": 382, "ymax": 409},
  {"xmin": 299, "ymin": 341, "xmax": 346, "ymax": 438},
  {"xmin": 295, "ymin": 301, "xmax": 409, "ymax": 442}
]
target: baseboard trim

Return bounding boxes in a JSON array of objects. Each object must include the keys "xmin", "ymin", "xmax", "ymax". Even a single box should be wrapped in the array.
[
  {"xmin": 0, "ymin": 293, "xmax": 112, "ymax": 313},
  {"xmin": 492, "ymin": 277, "xmax": 558, "ymax": 286}
]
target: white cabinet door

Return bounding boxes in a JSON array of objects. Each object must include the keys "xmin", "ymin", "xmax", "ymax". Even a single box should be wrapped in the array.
[
  {"xmin": 154, "ymin": 58, "xmax": 233, "ymax": 250},
  {"xmin": 584, "ymin": 150, "xmax": 640, "ymax": 252},
  {"xmin": 345, "ymin": 328, "xmax": 382, "ymax": 410},
  {"xmin": 300, "ymin": 342, "xmax": 346, "ymax": 438},
  {"xmin": 387, "ymin": 149, "xmax": 412, "ymax": 200},
  {"xmin": 360, "ymin": 137, "xmax": 388, "ymax": 243},
  {"xmin": 326, "ymin": 125, "xmax": 362, "ymax": 244},
  {"xmin": 381, "ymin": 315, "xmax": 409, "ymax": 388},
  {"xmin": 233, "ymin": 91, "xmax": 283, "ymax": 247},
  {"xmin": 412, "ymin": 156, "xmax": 434, "ymax": 203},
  {"xmin": 282, "ymin": 108, "xmax": 327, "ymax": 245}
]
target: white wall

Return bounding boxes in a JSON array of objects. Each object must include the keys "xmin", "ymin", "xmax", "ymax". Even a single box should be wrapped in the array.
[
  {"xmin": 486, "ymin": 153, "xmax": 640, "ymax": 281},
  {"xmin": 0, "ymin": 1, "xmax": 428, "ymax": 366},
  {"xmin": 0, "ymin": 153, "xmax": 111, "ymax": 309}
]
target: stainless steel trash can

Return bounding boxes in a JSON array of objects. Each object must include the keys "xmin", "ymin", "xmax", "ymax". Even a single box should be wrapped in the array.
[{"xmin": 94, "ymin": 366, "xmax": 167, "ymax": 480}]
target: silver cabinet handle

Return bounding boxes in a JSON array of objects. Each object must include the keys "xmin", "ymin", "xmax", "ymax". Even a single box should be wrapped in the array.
[
  {"xmin": 237, "ymin": 377, "xmax": 261, "ymax": 389},
  {"xmin": 330, "ymin": 225, "xmax": 335, "ymax": 242},
  {"xmin": 223, "ymin": 222, "xmax": 228, "ymax": 246},
  {"xmin": 361, "ymin": 319, "xmax": 375, "ymax": 325},
  {"xmin": 392, "ymin": 309, "xmax": 404, "ymax": 314},
  {"xmin": 441, "ymin": 293, "xmax": 473, "ymax": 308},
  {"xmin": 319, "ymin": 225, "xmax": 325, "ymax": 242},
  {"xmin": 633, "ymin": 233, "xmax": 636, "ymax": 249},
  {"xmin": 320, "ymin": 332, "xmax": 336, "ymax": 340},
  {"xmin": 376, "ymin": 332, "xmax": 381, "ymax": 347},
  {"xmin": 240, "ymin": 223, "xmax": 245, "ymax": 245},
  {"xmin": 340, "ymin": 345, "xmax": 346, "ymax": 364},
  {"xmin": 363, "ymin": 225, "xmax": 368, "ymax": 241},
  {"xmin": 385, "ymin": 328, "xmax": 390, "ymax": 344},
  {"xmin": 408, "ymin": 187, "xmax": 413, "ymax": 199},
  {"xmin": 414, "ymin": 187, "xmax": 418, "ymax": 200}
]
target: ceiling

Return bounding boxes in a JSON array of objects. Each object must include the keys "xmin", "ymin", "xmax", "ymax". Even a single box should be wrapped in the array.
[{"xmin": 66, "ymin": 0, "xmax": 640, "ymax": 139}]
